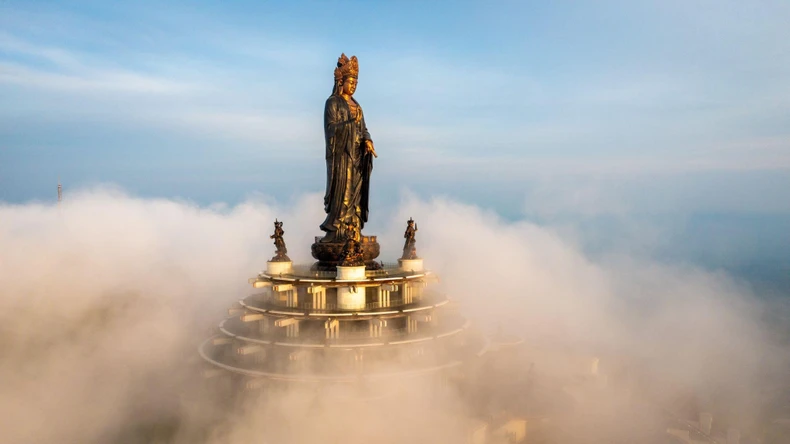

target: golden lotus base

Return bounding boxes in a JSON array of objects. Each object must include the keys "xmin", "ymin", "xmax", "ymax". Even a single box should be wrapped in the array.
[{"xmin": 311, "ymin": 235, "xmax": 380, "ymax": 269}]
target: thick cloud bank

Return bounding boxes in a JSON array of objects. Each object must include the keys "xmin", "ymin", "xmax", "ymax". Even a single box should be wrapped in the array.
[{"xmin": 0, "ymin": 188, "xmax": 786, "ymax": 443}]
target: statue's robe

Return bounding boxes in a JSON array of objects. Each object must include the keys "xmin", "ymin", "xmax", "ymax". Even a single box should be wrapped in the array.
[{"xmin": 320, "ymin": 94, "xmax": 373, "ymax": 238}]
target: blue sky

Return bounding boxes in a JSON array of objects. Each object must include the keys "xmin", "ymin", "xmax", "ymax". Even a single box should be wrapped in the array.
[
  {"xmin": 1, "ymin": 1, "xmax": 789, "ymax": 291},
  {"xmin": 1, "ymin": 0, "xmax": 789, "ymax": 215}
]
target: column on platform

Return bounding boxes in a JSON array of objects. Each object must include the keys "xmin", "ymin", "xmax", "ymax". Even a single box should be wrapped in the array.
[
  {"xmin": 258, "ymin": 316, "xmax": 269, "ymax": 334},
  {"xmin": 369, "ymin": 318, "xmax": 387, "ymax": 337},
  {"xmin": 416, "ymin": 312, "xmax": 432, "ymax": 334},
  {"xmin": 325, "ymin": 318, "xmax": 339, "ymax": 339},
  {"xmin": 241, "ymin": 312, "xmax": 264, "ymax": 322},
  {"xmin": 213, "ymin": 337, "xmax": 232, "ymax": 346},
  {"xmin": 403, "ymin": 280, "xmax": 425, "ymax": 303},
  {"xmin": 273, "ymin": 283, "xmax": 296, "ymax": 307},
  {"xmin": 404, "ymin": 282, "xmax": 414, "ymax": 304},
  {"xmin": 308, "ymin": 285, "xmax": 326, "ymax": 310},
  {"xmin": 266, "ymin": 260, "xmax": 292, "ymax": 276},
  {"xmin": 337, "ymin": 285, "xmax": 365, "ymax": 310},
  {"xmin": 416, "ymin": 280, "xmax": 426, "ymax": 299},
  {"xmin": 407, "ymin": 315, "xmax": 418, "ymax": 333},
  {"xmin": 245, "ymin": 379, "xmax": 266, "ymax": 391},
  {"xmin": 275, "ymin": 318, "xmax": 299, "ymax": 338},
  {"xmin": 240, "ymin": 312, "xmax": 267, "ymax": 338},
  {"xmin": 416, "ymin": 312, "xmax": 432, "ymax": 324},
  {"xmin": 237, "ymin": 344, "xmax": 264, "ymax": 357},
  {"xmin": 288, "ymin": 350, "xmax": 307, "ymax": 372},
  {"xmin": 354, "ymin": 348, "xmax": 364, "ymax": 372},
  {"xmin": 251, "ymin": 280, "xmax": 272, "ymax": 305},
  {"xmin": 379, "ymin": 284, "xmax": 396, "ymax": 307},
  {"xmin": 254, "ymin": 286, "xmax": 270, "ymax": 305},
  {"xmin": 254, "ymin": 347, "xmax": 268, "ymax": 364}
]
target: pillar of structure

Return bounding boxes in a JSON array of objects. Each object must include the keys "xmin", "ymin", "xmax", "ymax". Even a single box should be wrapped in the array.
[
  {"xmin": 699, "ymin": 412, "xmax": 713, "ymax": 436},
  {"xmin": 336, "ymin": 265, "xmax": 367, "ymax": 310},
  {"xmin": 398, "ymin": 258, "xmax": 423, "ymax": 272},
  {"xmin": 336, "ymin": 265, "xmax": 366, "ymax": 280},
  {"xmin": 308, "ymin": 285, "xmax": 326, "ymax": 310},
  {"xmin": 379, "ymin": 284, "xmax": 396, "ymax": 307},
  {"xmin": 338, "ymin": 285, "xmax": 365, "ymax": 310},
  {"xmin": 369, "ymin": 319, "xmax": 387, "ymax": 338},
  {"xmin": 276, "ymin": 318, "xmax": 299, "ymax": 338},
  {"xmin": 407, "ymin": 315, "xmax": 418, "ymax": 333},
  {"xmin": 273, "ymin": 283, "xmax": 296, "ymax": 307},
  {"xmin": 325, "ymin": 318, "xmax": 339, "ymax": 339},
  {"xmin": 404, "ymin": 282, "xmax": 415, "ymax": 304},
  {"xmin": 266, "ymin": 260, "xmax": 292, "ymax": 275}
]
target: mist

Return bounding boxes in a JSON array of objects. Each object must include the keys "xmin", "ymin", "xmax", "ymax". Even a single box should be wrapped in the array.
[{"xmin": 1, "ymin": 187, "xmax": 787, "ymax": 443}]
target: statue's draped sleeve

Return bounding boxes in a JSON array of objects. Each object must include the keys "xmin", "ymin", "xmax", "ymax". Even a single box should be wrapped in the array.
[
  {"xmin": 361, "ymin": 113, "xmax": 371, "ymax": 141},
  {"xmin": 359, "ymin": 111, "xmax": 373, "ymax": 225},
  {"xmin": 323, "ymin": 97, "xmax": 346, "ymax": 214}
]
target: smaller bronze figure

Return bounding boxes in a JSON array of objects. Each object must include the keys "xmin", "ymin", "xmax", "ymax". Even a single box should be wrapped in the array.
[
  {"xmin": 270, "ymin": 219, "xmax": 290, "ymax": 262},
  {"xmin": 401, "ymin": 218, "xmax": 418, "ymax": 260},
  {"xmin": 340, "ymin": 220, "xmax": 364, "ymax": 266}
]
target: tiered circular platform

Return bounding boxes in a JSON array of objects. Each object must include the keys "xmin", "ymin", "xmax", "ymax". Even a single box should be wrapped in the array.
[{"xmin": 199, "ymin": 260, "xmax": 485, "ymax": 388}]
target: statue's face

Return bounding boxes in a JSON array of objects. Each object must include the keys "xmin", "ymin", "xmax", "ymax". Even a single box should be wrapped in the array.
[{"xmin": 342, "ymin": 76, "xmax": 357, "ymax": 95}]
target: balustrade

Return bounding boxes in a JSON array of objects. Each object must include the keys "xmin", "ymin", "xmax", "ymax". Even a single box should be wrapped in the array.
[{"xmin": 256, "ymin": 293, "xmax": 429, "ymax": 312}]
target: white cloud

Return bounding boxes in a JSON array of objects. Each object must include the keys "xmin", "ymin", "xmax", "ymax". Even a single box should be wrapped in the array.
[
  {"xmin": 0, "ymin": 61, "xmax": 195, "ymax": 94},
  {"xmin": 0, "ymin": 188, "xmax": 785, "ymax": 442},
  {"xmin": 0, "ymin": 32, "xmax": 83, "ymax": 69}
]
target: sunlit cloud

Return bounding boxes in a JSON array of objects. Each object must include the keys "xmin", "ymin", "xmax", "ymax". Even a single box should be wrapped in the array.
[{"xmin": 0, "ymin": 188, "xmax": 786, "ymax": 442}]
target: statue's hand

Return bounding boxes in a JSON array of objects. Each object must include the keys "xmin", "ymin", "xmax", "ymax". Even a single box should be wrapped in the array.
[{"xmin": 365, "ymin": 139, "xmax": 378, "ymax": 158}]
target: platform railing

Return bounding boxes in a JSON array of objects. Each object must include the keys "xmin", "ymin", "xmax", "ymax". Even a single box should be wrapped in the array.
[
  {"xmin": 262, "ymin": 262, "xmax": 408, "ymax": 280},
  {"xmin": 246, "ymin": 324, "xmax": 418, "ymax": 341},
  {"xmin": 297, "ymin": 302, "xmax": 339, "ymax": 312},
  {"xmin": 287, "ymin": 265, "xmax": 336, "ymax": 278},
  {"xmin": 259, "ymin": 296, "xmax": 417, "ymax": 312},
  {"xmin": 323, "ymin": 327, "xmax": 409, "ymax": 340},
  {"xmin": 364, "ymin": 262, "xmax": 402, "ymax": 277}
]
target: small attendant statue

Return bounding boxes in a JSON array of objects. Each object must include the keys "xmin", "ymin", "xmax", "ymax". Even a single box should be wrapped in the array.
[
  {"xmin": 270, "ymin": 219, "xmax": 290, "ymax": 262},
  {"xmin": 401, "ymin": 218, "xmax": 418, "ymax": 259}
]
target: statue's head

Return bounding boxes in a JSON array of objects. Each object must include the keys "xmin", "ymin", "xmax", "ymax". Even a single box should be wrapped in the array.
[
  {"xmin": 341, "ymin": 76, "xmax": 357, "ymax": 96},
  {"xmin": 407, "ymin": 217, "xmax": 414, "ymax": 226},
  {"xmin": 333, "ymin": 53, "xmax": 359, "ymax": 96}
]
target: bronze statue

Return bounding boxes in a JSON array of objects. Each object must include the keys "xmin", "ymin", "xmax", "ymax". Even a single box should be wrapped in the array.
[
  {"xmin": 319, "ymin": 53, "xmax": 377, "ymax": 242},
  {"xmin": 340, "ymin": 220, "xmax": 364, "ymax": 266},
  {"xmin": 401, "ymin": 218, "xmax": 418, "ymax": 259},
  {"xmin": 270, "ymin": 219, "xmax": 290, "ymax": 262}
]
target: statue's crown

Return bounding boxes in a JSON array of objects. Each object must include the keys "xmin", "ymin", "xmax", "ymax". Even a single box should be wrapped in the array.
[{"xmin": 334, "ymin": 53, "xmax": 359, "ymax": 81}]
